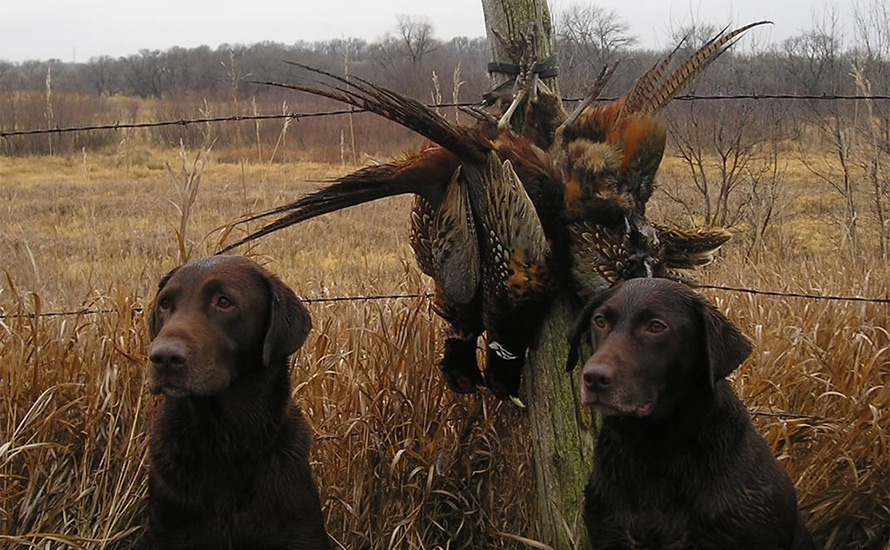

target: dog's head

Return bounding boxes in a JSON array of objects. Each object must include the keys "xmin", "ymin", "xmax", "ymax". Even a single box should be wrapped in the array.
[
  {"xmin": 147, "ymin": 256, "xmax": 311, "ymax": 397},
  {"xmin": 566, "ymin": 278, "xmax": 750, "ymax": 419}
]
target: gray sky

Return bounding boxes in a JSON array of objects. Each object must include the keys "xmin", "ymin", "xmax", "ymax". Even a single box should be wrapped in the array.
[{"xmin": 0, "ymin": 0, "xmax": 859, "ymax": 63}]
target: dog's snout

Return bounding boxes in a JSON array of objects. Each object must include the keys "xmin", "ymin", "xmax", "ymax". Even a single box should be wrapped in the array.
[
  {"xmin": 150, "ymin": 340, "xmax": 188, "ymax": 371},
  {"xmin": 583, "ymin": 363, "xmax": 614, "ymax": 391}
]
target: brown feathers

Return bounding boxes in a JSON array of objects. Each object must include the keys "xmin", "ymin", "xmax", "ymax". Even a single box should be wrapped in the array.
[
  {"xmin": 647, "ymin": 21, "xmax": 772, "ymax": 113},
  {"xmin": 428, "ymin": 170, "xmax": 480, "ymax": 305},
  {"xmin": 655, "ymin": 224, "xmax": 733, "ymax": 269}
]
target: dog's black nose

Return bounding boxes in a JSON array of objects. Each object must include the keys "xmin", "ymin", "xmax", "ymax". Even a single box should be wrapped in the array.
[
  {"xmin": 583, "ymin": 363, "xmax": 613, "ymax": 390},
  {"xmin": 149, "ymin": 340, "xmax": 188, "ymax": 371}
]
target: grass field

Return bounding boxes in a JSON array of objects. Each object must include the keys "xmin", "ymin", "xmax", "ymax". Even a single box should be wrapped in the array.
[{"xmin": 1, "ymin": 146, "xmax": 888, "ymax": 549}]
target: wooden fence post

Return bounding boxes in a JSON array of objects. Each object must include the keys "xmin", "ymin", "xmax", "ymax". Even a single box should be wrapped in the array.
[
  {"xmin": 479, "ymin": 2, "xmax": 594, "ymax": 548},
  {"xmin": 481, "ymin": 0, "xmax": 559, "ymax": 97},
  {"xmin": 524, "ymin": 295, "xmax": 594, "ymax": 549}
]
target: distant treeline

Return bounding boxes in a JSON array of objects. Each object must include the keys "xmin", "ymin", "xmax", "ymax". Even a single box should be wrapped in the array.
[{"xmin": 0, "ymin": 8, "xmax": 887, "ymax": 158}]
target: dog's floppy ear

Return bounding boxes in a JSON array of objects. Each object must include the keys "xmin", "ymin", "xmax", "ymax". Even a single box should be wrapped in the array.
[
  {"xmin": 565, "ymin": 285, "xmax": 615, "ymax": 372},
  {"xmin": 698, "ymin": 297, "xmax": 752, "ymax": 384},
  {"xmin": 262, "ymin": 273, "xmax": 312, "ymax": 366},
  {"xmin": 148, "ymin": 266, "xmax": 180, "ymax": 340}
]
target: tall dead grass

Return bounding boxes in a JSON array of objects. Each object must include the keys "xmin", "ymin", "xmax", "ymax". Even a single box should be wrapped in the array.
[
  {"xmin": 701, "ymin": 252, "xmax": 889, "ymax": 548},
  {"xmin": 0, "ymin": 149, "xmax": 887, "ymax": 549},
  {"xmin": 1, "ymin": 290, "xmax": 148, "ymax": 548}
]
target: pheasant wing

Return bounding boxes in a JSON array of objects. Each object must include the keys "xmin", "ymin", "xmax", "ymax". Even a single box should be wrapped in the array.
[
  {"xmin": 466, "ymin": 153, "xmax": 550, "ymax": 310},
  {"xmin": 463, "ymin": 153, "xmax": 553, "ymax": 402},
  {"xmin": 431, "ymin": 167, "xmax": 480, "ymax": 305}
]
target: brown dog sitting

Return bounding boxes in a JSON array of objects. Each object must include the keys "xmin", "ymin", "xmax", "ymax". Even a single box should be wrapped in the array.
[
  {"xmin": 567, "ymin": 278, "xmax": 814, "ymax": 550},
  {"xmin": 146, "ymin": 256, "xmax": 330, "ymax": 550}
]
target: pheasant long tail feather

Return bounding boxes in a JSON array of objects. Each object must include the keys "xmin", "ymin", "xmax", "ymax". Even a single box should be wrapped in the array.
[
  {"xmin": 647, "ymin": 21, "xmax": 772, "ymax": 113},
  {"xmin": 219, "ymin": 164, "xmax": 417, "ymax": 253},
  {"xmin": 618, "ymin": 41, "xmax": 684, "ymax": 119},
  {"xmin": 246, "ymin": 163, "xmax": 405, "ymax": 224},
  {"xmin": 257, "ymin": 63, "xmax": 489, "ymax": 162}
]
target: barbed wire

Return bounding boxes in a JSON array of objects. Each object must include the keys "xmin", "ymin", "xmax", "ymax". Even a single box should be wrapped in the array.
[
  {"xmin": 0, "ymin": 86, "xmax": 879, "ymax": 434},
  {"xmin": 2, "ymin": 93, "xmax": 888, "ymax": 138},
  {"xmin": 690, "ymin": 283, "xmax": 890, "ymax": 303},
  {"xmin": 0, "ymin": 108, "xmax": 358, "ymax": 138},
  {"xmin": 0, "ymin": 292, "xmax": 435, "ymax": 320},
  {"xmin": 578, "ymin": 92, "xmax": 890, "ymax": 102},
  {"xmin": 1, "ymin": 283, "xmax": 886, "ymax": 320}
]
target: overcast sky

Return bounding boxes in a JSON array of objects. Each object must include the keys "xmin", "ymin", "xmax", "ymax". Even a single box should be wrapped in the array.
[{"xmin": 0, "ymin": 0, "xmax": 859, "ymax": 63}]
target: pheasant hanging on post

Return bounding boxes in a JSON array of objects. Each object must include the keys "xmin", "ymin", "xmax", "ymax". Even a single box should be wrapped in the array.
[
  {"xmin": 221, "ymin": 62, "xmax": 565, "ymax": 405},
  {"xmin": 220, "ymin": 22, "xmax": 770, "ymax": 405}
]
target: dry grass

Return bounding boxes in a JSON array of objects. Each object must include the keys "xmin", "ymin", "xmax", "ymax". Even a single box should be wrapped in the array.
[
  {"xmin": 1, "ymin": 147, "xmax": 887, "ymax": 549},
  {"xmin": 1, "ymin": 292, "xmax": 147, "ymax": 548},
  {"xmin": 701, "ymin": 251, "xmax": 889, "ymax": 548}
]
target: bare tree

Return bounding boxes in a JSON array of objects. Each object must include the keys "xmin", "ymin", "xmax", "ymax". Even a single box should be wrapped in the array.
[
  {"xmin": 370, "ymin": 15, "xmax": 439, "ymax": 96},
  {"xmin": 669, "ymin": 21, "xmax": 721, "ymax": 52},
  {"xmin": 122, "ymin": 49, "xmax": 169, "ymax": 99},
  {"xmin": 852, "ymin": 0, "xmax": 890, "ymax": 258},
  {"xmin": 782, "ymin": 9, "xmax": 865, "ymax": 253},
  {"xmin": 556, "ymin": 4, "xmax": 637, "ymax": 95},
  {"xmin": 396, "ymin": 15, "xmax": 437, "ymax": 66},
  {"xmin": 744, "ymin": 102, "xmax": 790, "ymax": 260},
  {"xmin": 781, "ymin": 6, "xmax": 847, "ymax": 95},
  {"xmin": 84, "ymin": 55, "xmax": 119, "ymax": 97},
  {"xmin": 667, "ymin": 99, "xmax": 771, "ymax": 227}
]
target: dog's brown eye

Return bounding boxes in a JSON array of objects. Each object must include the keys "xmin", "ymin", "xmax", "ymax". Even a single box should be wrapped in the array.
[
  {"xmin": 593, "ymin": 314, "xmax": 607, "ymax": 329},
  {"xmin": 157, "ymin": 297, "xmax": 171, "ymax": 311},
  {"xmin": 648, "ymin": 320, "xmax": 667, "ymax": 333},
  {"xmin": 216, "ymin": 296, "xmax": 234, "ymax": 309}
]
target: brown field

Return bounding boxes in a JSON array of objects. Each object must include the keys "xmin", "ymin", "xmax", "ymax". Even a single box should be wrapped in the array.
[{"xmin": 1, "ymin": 145, "xmax": 888, "ymax": 549}]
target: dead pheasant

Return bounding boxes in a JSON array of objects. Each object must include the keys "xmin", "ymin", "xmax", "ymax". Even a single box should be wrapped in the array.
[
  {"xmin": 220, "ymin": 22, "xmax": 768, "ymax": 404},
  {"xmin": 552, "ymin": 21, "xmax": 770, "ymax": 297},
  {"xmin": 220, "ymin": 62, "xmax": 564, "ymax": 405}
]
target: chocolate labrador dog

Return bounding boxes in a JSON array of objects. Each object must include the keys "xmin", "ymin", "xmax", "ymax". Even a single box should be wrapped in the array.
[
  {"xmin": 567, "ymin": 278, "xmax": 814, "ymax": 550},
  {"xmin": 146, "ymin": 256, "xmax": 330, "ymax": 550}
]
